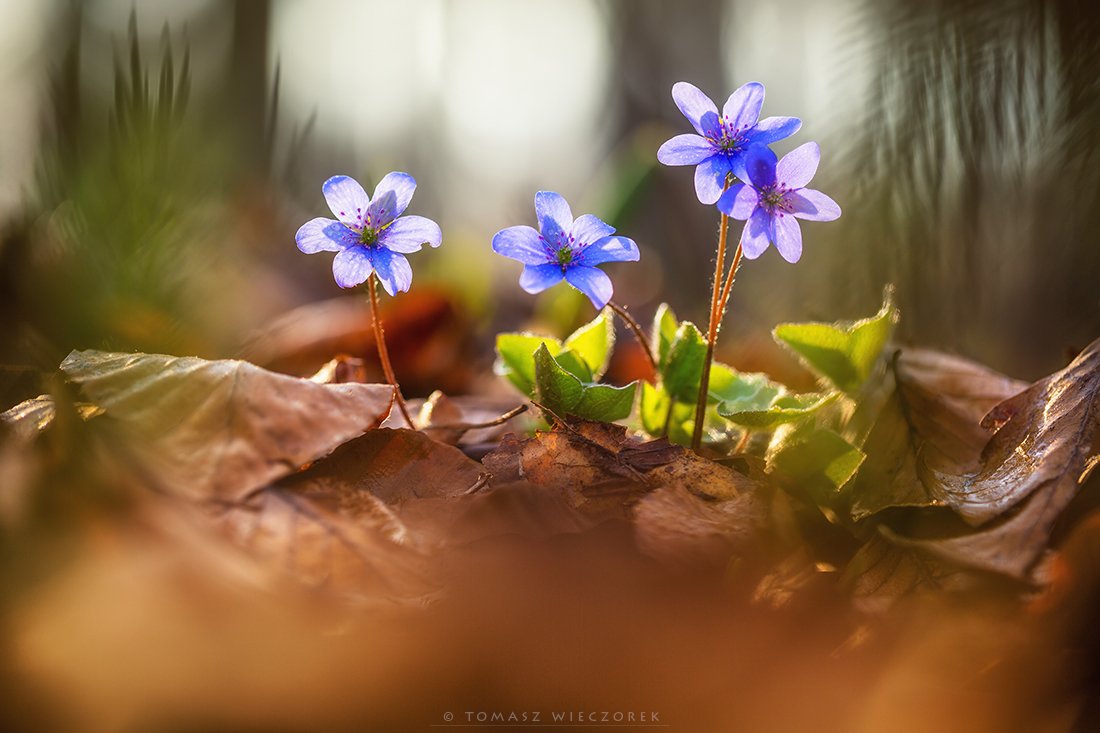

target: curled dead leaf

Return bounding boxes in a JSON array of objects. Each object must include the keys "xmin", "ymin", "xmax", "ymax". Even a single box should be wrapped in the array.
[
  {"xmin": 876, "ymin": 339, "xmax": 1100, "ymax": 580},
  {"xmin": 59, "ymin": 350, "xmax": 395, "ymax": 502},
  {"xmin": 283, "ymin": 428, "xmax": 485, "ymax": 505},
  {"xmin": 848, "ymin": 348, "xmax": 1028, "ymax": 521}
]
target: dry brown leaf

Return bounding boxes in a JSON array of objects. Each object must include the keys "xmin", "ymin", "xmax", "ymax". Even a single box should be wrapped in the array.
[
  {"xmin": 633, "ymin": 483, "xmax": 767, "ymax": 568},
  {"xmin": 883, "ymin": 339, "xmax": 1100, "ymax": 580},
  {"xmin": 59, "ymin": 350, "xmax": 395, "ymax": 502},
  {"xmin": 842, "ymin": 533, "xmax": 977, "ymax": 614},
  {"xmin": 282, "ymin": 428, "xmax": 485, "ymax": 505},
  {"xmin": 482, "ymin": 421, "xmax": 760, "ymax": 527},
  {"xmin": 0, "ymin": 394, "xmax": 104, "ymax": 443},
  {"xmin": 396, "ymin": 480, "xmax": 602, "ymax": 548},
  {"xmin": 848, "ymin": 348, "xmax": 1027, "ymax": 521},
  {"xmin": 307, "ymin": 354, "xmax": 369, "ymax": 384},
  {"xmin": 214, "ymin": 485, "xmax": 438, "ymax": 604}
]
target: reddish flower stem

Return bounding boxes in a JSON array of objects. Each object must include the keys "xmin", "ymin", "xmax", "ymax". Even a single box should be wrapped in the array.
[
  {"xmin": 368, "ymin": 273, "xmax": 414, "ymax": 428},
  {"xmin": 692, "ymin": 185, "xmax": 733, "ymax": 453},
  {"xmin": 717, "ymin": 238, "xmax": 744, "ymax": 321}
]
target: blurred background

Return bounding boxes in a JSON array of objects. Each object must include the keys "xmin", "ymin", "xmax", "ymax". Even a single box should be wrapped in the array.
[{"xmin": 1, "ymin": 0, "xmax": 1098, "ymax": 409}]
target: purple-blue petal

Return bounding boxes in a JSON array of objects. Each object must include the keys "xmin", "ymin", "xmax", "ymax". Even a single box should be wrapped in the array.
[
  {"xmin": 564, "ymin": 266, "xmax": 614, "ymax": 310},
  {"xmin": 716, "ymin": 183, "xmax": 758, "ymax": 220},
  {"xmin": 519, "ymin": 263, "xmax": 565, "ymax": 294},
  {"xmin": 728, "ymin": 152, "xmax": 750, "ymax": 184},
  {"xmin": 332, "ymin": 245, "xmax": 374, "ymax": 288},
  {"xmin": 698, "ymin": 110, "xmax": 722, "ymax": 139},
  {"xmin": 492, "ymin": 225, "xmax": 551, "ymax": 265},
  {"xmin": 671, "ymin": 81, "xmax": 719, "ymax": 137},
  {"xmin": 370, "ymin": 246, "xmax": 413, "ymax": 295},
  {"xmin": 575, "ymin": 235, "xmax": 639, "ymax": 267},
  {"xmin": 367, "ymin": 190, "xmax": 398, "ymax": 231},
  {"xmin": 322, "ymin": 176, "xmax": 371, "ymax": 229},
  {"xmin": 534, "ymin": 191, "xmax": 573, "ymax": 241},
  {"xmin": 777, "ymin": 142, "xmax": 820, "ymax": 189},
  {"xmin": 773, "ymin": 214, "xmax": 803, "ymax": 263},
  {"xmin": 296, "ymin": 217, "xmax": 353, "ymax": 253},
  {"xmin": 694, "ymin": 155, "xmax": 731, "ymax": 205},
  {"xmin": 789, "ymin": 189, "xmax": 842, "ymax": 222},
  {"xmin": 741, "ymin": 208, "xmax": 774, "ymax": 260},
  {"xmin": 743, "ymin": 145, "xmax": 778, "ymax": 189},
  {"xmin": 370, "ymin": 172, "xmax": 416, "ymax": 226},
  {"xmin": 749, "ymin": 116, "xmax": 802, "ymax": 146},
  {"xmin": 379, "ymin": 215, "xmax": 442, "ymax": 253},
  {"xmin": 722, "ymin": 82, "xmax": 765, "ymax": 131},
  {"xmin": 570, "ymin": 214, "xmax": 616, "ymax": 246},
  {"xmin": 657, "ymin": 134, "xmax": 716, "ymax": 166}
]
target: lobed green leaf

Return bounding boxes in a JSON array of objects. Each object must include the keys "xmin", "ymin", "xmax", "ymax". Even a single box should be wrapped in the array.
[
  {"xmin": 663, "ymin": 321, "xmax": 707, "ymax": 403},
  {"xmin": 563, "ymin": 309, "xmax": 614, "ymax": 379},
  {"xmin": 652, "ymin": 303, "xmax": 679, "ymax": 370},
  {"xmin": 533, "ymin": 343, "xmax": 585, "ymax": 413},
  {"xmin": 773, "ymin": 287, "xmax": 898, "ymax": 394},
  {"xmin": 719, "ymin": 391, "xmax": 838, "ymax": 430},
  {"xmin": 572, "ymin": 382, "xmax": 638, "ymax": 422},
  {"xmin": 495, "ymin": 333, "xmax": 562, "ymax": 397},
  {"xmin": 767, "ymin": 427, "xmax": 865, "ymax": 505}
]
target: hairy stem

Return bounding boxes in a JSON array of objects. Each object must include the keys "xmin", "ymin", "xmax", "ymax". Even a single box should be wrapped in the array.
[
  {"xmin": 692, "ymin": 198, "xmax": 732, "ymax": 453},
  {"xmin": 607, "ymin": 300, "xmax": 658, "ymax": 379},
  {"xmin": 717, "ymin": 239, "xmax": 745, "ymax": 322},
  {"xmin": 368, "ymin": 273, "xmax": 414, "ymax": 428}
]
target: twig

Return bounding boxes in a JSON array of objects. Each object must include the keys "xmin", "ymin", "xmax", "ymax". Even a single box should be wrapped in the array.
[
  {"xmin": 462, "ymin": 473, "xmax": 491, "ymax": 495},
  {"xmin": 425, "ymin": 404, "xmax": 528, "ymax": 431}
]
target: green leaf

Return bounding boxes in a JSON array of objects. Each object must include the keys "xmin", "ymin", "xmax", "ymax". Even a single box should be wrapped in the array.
[
  {"xmin": 563, "ymin": 309, "xmax": 614, "ymax": 379},
  {"xmin": 533, "ymin": 343, "xmax": 584, "ymax": 413},
  {"xmin": 719, "ymin": 391, "xmax": 838, "ymax": 430},
  {"xmin": 652, "ymin": 303, "xmax": 679, "ymax": 370},
  {"xmin": 640, "ymin": 381, "xmax": 671, "ymax": 435},
  {"xmin": 572, "ymin": 382, "xmax": 638, "ymax": 422},
  {"xmin": 666, "ymin": 401, "xmax": 700, "ymax": 446},
  {"xmin": 767, "ymin": 427, "xmax": 865, "ymax": 505},
  {"xmin": 708, "ymin": 367, "xmax": 783, "ymax": 407},
  {"xmin": 495, "ymin": 333, "xmax": 562, "ymax": 397},
  {"xmin": 663, "ymin": 321, "xmax": 707, "ymax": 402},
  {"xmin": 773, "ymin": 286, "xmax": 898, "ymax": 393},
  {"xmin": 553, "ymin": 348, "xmax": 595, "ymax": 382}
]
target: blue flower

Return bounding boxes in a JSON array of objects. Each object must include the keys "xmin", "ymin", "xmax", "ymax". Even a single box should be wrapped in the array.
[
  {"xmin": 657, "ymin": 81, "xmax": 802, "ymax": 205},
  {"xmin": 492, "ymin": 192, "xmax": 639, "ymax": 310},
  {"xmin": 295, "ymin": 173, "xmax": 442, "ymax": 295},
  {"xmin": 716, "ymin": 142, "xmax": 841, "ymax": 263}
]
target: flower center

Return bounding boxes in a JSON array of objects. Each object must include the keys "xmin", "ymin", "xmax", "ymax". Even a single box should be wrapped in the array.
[
  {"xmin": 539, "ymin": 231, "xmax": 580, "ymax": 270},
  {"xmin": 359, "ymin": 226, "xmax": 379, "ymax": 246},
  {"xmin": 711, "ymin": 114, "xmax": 747, "ymax": 154},
  {"xmin": 761, "ymin": 185, "xmax": 794, "ymax": 215}
]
